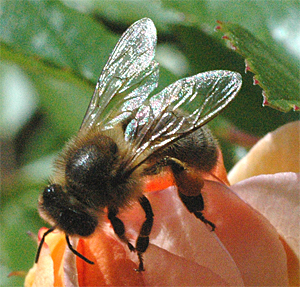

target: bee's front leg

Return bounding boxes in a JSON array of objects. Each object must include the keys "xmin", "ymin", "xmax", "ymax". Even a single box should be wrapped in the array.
[{"xmin": 108, "ymin": 207, "xmax": 135, "ymax": 252}]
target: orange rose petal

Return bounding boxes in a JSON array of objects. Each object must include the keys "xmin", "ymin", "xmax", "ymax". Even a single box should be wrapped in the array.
[
  {"xmin": 63, "ymin": 237, "xmax": 79, "ymax": 287},
  {"xmin": 24, "ymin": 265, "xmax": 37, "ymax": 286},
  {"xmin": 24, "ymin": 240, "xmax": 54, "ymax": 287},
  {"xmin": 228, "ymin": 121, "xmax": 300, "ymax": 184},
  {"xmin": 144, "ymin": 167, "xmax": 175, "ymax": 192},
  {"xmin": 42, "ymin": 230, "xmax": 66, "ymax": 287},
  {"xmin": 231, "ymin": 172, "xmax": 300, "ymax": 286},
  {"xmin": 25, "ymin": 228, "xmax": 67, "ymax": 287},
  {"xmin": 76, "ymin": 226, "xmax": 145, "ymax": 286},
  {"xmin": 202, "ymin": 181, "xmax": 289, "ymax": 286},
  {"xmin": 280, "ymin": 236, "xmax": 300, "ymax": 286},
  {"xmin": 231, "ymin": 173, "xmax": 299, "ymax": 256},
  {"xmin": 144, "ymin": 244, "xmax": 229, "ymax": 286},
  {"xmin": 27, "ymin": 166, "xmax": 290, "ymax": 285},
  {"xmin": 120, "ymin": 187, "xmax": 244, "ymax": 285}
]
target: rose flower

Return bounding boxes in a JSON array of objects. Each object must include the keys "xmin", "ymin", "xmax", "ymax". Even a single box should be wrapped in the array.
[{"xmin": 25, "ymin": 122, "xmax": 299, "ymax": 286}]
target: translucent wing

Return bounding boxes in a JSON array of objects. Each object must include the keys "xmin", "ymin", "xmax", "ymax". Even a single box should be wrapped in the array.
[
  {"xmin": 123, "ymin": 70, "xmax": 242, "ymax": 172},
  {"xmin": 80, "ymin": 18, "xmax": 159, "ymax": 131}
]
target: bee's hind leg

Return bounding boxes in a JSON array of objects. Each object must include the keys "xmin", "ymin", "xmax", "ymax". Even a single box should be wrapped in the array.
[
  {"xmin": 166, "ymin": 157, "xmax": 216, "ymax": 231},
  {"xmin": 178, "ymin": 192, "xmax": 215, "ymax": 231},
  {"xmin": 142, "ymin": 156, "xmax": 185, "ymax": 176}
]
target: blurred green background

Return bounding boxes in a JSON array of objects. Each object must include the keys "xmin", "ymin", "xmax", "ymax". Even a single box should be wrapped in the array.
[{"xmin": 1, "ymin": 1, "xmax": 299, "ymax": 285}]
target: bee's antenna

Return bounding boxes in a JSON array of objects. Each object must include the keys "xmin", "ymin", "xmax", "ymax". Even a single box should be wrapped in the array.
[
  {"xmin": 35, "ymin": 226, "xmax": 56, "ymax": 263},
  {"xmin": 65, "ymin": 235, "xmax": 94, "ymax": 265}
]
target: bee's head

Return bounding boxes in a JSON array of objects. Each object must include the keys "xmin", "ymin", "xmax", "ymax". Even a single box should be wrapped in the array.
[{"xmin": 39, "ymin": 183, "xmax": 98, "ymax": 237}]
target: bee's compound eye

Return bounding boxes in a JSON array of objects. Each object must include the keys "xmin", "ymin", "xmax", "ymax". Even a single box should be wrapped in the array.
[
  {"xmin": 43, "ymin": 184, "xmax": 63, "ymax": 201},
  {"xmin": 44, "ymin": 186, "xmax": 54, "ymax": 194}
]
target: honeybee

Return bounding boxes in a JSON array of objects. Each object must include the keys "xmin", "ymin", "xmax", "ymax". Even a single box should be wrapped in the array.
[{"xmin": 36, "ymin": 18, "xmax": 242, "ymax": 271}]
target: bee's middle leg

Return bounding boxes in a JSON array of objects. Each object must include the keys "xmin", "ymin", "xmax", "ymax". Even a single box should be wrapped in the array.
[
  {"xmin": 135, "ymin": 195, "xmax": 154, "ymax": 271},
  {"xmin": 108, "ymin": 196, "xmax": 154, "ymax": 272}
]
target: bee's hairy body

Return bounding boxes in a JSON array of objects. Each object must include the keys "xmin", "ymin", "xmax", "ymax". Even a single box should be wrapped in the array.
[
  {"xmin": 39, "ymin": 125, "xmax": 220, "ymax": 271},
  {"xmin": 39, "ymin": 124, "xmax": 217, "ymax": 237},
  {"xmin": 39, "ymin": 126, "xmax": 144, "ymax": 237},
  {"xmin": 35, "ymin": 18, "xmax": 242, "ymax": 272}
]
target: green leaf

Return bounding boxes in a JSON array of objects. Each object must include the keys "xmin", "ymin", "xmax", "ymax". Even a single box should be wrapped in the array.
[
  {"xmin": 1, "ymin": 43, "xmax": 94, "ymax": 162},
  {"xmin": 68, "ymin": 0, "xmax": 184, "ymax": 33},
  {"xmin": 0, "ymin": 0, "xmax": 118, "ymax": 82},
  {"xmin": 217, "ymin": 21, "xmax": 300, "ymax": 112}
]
